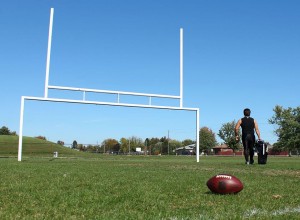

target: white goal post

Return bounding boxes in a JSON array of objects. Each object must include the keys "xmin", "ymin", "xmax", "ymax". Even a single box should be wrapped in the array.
[{"xmin": 18, "ymin": 8, "xmax": 200, "ymax": 162}]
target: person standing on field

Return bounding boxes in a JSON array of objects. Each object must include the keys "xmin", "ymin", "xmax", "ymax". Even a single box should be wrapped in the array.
[{"xmin": 235, "ymin": 108, "xmax": 261, "ymax": 165}]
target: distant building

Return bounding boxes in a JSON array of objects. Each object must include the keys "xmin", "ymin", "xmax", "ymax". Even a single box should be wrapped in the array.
[
  {"xmin": 174, "ymin": 144, "xmax": 195, "ymax": 155},
  {"xmin": 212, "ymin": 144, "xmax": 243, "ymax": 156}
]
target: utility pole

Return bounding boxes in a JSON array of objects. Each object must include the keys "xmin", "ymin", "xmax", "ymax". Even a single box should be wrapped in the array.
[
  {"xmin": 168, "ymin": 130, "xmax": 170, "ymax": 155},
  {"xmin": 145, "ymin": 139, "xmax": 147, "ymax": 156}
]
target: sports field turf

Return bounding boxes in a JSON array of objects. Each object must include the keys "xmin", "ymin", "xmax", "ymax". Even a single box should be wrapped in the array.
[{"xmin": 0, "ymin": 155, "xmax": 299, "ymax": 219}]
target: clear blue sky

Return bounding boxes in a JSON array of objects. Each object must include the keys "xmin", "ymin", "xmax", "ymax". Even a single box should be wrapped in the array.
[{"xmin": 1, "ymin": 0, "xmax": 299, "ymax": 145}]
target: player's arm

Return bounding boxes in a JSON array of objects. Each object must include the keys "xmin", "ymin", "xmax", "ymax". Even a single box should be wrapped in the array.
[
  {"xmin": 254, "ymin": 119, "xmax": 261, "ymax": 140},
  {"xmin": 235, "ymin": 119, "xmax": 241, "ymax": 141}
]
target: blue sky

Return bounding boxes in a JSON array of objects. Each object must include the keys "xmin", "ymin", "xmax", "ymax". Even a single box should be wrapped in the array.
[{"xmin": 1, "ymin": 0, "xmax": 299, "ymax": 146}]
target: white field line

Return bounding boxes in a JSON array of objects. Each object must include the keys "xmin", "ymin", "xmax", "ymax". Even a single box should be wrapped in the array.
[
  {"xmin": 158, "ymin": 207, "xmax": 300, "ymax": 219},
  {"xmin": 244, "ymin": 206, "xmax": 300, "ymax": 218}
]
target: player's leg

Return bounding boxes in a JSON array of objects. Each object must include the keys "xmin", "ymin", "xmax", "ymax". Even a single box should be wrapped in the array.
[
  {"xmin": 242, "ymin": 138, "xmax": 249, "ymax": 164},
  {"xmin": 249, "ymin": 138, "xmax": 255, "ymax": 164},
  {"xmin": 249, "ymin": 147, "xmax": 254, "ymax": 164}
]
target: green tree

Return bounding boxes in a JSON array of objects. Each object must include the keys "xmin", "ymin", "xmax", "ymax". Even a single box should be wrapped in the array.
[
  {"xmin": 269, "ymin": 105, "xmax": 300, "ymax": 154},
  {"xmin": 153, "ymin": 141, "xmax": 163, "ymax": 155},
  {"xmin": 146, "ymin": 137, "xmax": 160, "ymax": 155},
  {"xmin": 86, "ymin": 145, "xmax": 100, "ymax": 153},
  {"xmin": 72, "ymin": 140, "xmax": 78, "ymax": 149},
  {"xmin": 112, "ymin": 143, "xmax": 121, "ymax": 153},
  {"xmin": 101, "ymin": 138, "xmax": 119, "ymax": 153},
  {"xmin": 182, "ymin": 139, "xmax": 194, "ymax": 147},
  {"xmin": 144, "ymin": 138, "xmax": 150, "ymax": 155},
  {"xmin": 148, "ymin": 137, "xmax": 160, "ymax": 146},
  {"xmin": 128, "ymin": 136, "xmax": 144, "ymax": 152},
  {"xmin": 168, "ymin": 139, "xmax": 182, "ymax": 155},
  {"xmin": 199, "ymin": 127, "xmax": 217, "ymax": 155},
  {"xmin": 0, "ymin": 126, "xmax": 10, "ymax": 135},
  {"xmin": 120, "ymin": 137, "xmax": 129, "ymax": 153},
  {"xmin": 159, "ymin": 136, "xmax": 169, "ymax": 154},
  {"xmin": 0, "ymin": 126, "xmax": 16, "ymax": 135},
  {"xmin": 78, "ymin": 144, "xmax": 85, "ymax": 151},
  {"xmin": 218, "ymin": 121, "xmax": 241, "ymax": 152},
  {"xmin": 86, "ymin": 145, "xmax": 95, "ymax": 152}
]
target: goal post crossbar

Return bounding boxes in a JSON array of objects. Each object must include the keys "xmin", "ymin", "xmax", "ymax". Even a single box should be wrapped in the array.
[
  {"xmin": 48, "ymin": 85, "xmax": 181, "ymax": 100},
  {"xmin": 20, "ymin": 96, "xmax": 198, "ymax": 111},
  {"xmin": 18, "ymin": 96, "xmax": 200, "ymax": 162}
]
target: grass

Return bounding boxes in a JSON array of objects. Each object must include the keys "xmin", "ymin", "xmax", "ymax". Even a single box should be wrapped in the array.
[{"xmin": 0, "ymin": 154, "xmax": 300, "ymax": 219}]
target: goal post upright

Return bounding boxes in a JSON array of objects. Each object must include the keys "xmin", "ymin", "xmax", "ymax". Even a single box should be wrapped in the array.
[
  {"xmin": 196, "ymin": 109, "xmax": 200, "ymax": 162},
  {"xmin": 44, "ymin": 8, "xmax": 54, "ymax": 98},
  {"xmin": 18, "ymin": 96, "xmax": 25, "ymax": 161},
  {"xmin": 180, "ymin": 28, "xmax": 183, "ymax": 108}
]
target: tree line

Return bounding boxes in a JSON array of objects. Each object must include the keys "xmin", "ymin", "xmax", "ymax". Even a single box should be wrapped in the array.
[
  {"xmin": 71, "ymin": 137, "xmax": 197, "ymax": 155},
  {"xmin": 77, "ymin": 105, "xmax": 298, "ymax": 155}
]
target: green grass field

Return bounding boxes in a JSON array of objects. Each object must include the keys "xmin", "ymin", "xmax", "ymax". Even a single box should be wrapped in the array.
[{"xmin": 1, "ymin": 136, "xmax": 300, "ymax": 219}]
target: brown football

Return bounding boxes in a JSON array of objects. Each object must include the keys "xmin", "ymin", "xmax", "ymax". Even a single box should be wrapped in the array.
[{"xmin": 206, "ymin": 174, "xmax": 243, "ymax": 194}]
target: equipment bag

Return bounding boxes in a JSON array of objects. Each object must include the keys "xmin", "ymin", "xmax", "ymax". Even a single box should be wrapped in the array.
[{"xmin": 255, "ymin": 140, "xmax": 268, "ymax": 164}]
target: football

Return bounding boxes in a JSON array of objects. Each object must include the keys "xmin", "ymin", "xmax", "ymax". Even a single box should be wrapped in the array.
[{"xmin": 206, "ymin": 174, "xmax": 243, "ymax": 194}]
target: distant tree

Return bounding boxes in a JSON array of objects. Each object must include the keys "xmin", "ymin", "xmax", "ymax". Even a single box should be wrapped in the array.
[
  {"xmin": 120, "ymin": 137, "xmax": 129, "ymax": 153},
  {"xmin": 112, "ymin": 143, "xmax": 121, "ymax": 153},
  {"xmin": 149, "ymin": 137, "xmax": 160, "ymax": 154},
  {"xmin": 144, "ymin": 138, "xmax": 150, "ymax": 155},
  {"xmin": 0, "ymin": 126, "xmax": 11, "ymax": 135},
  {"xmin": 72, "ymin": 140, "xmax": 78, "ymax": 149},
  {"xmin": 199, "ymin": 127, "xmax": 217, "ymax": 155},
  {"xmin": 145, "ymin": 136, "xmax": 172, "ymax": 155},
  {"xmin": 128, "ymin": 136, "xmax": 144, "ymax": 152},
  {"xmin": 160, "ymin": 136, "xmax": 167, "ymax": 142},
  {"xmin": 101, "ymin": 138, "xmax": 119, "ymax": 153},
  {"xmin": 148, "ymin": 137, "xmax": 160, "ymax": 146},
  {"xmin": 78, "ymin": 144, "xmax": 86, "ymax": 151},
  {"xmin": 86, "ymin": 145, "xmax": 94, "ymax": 152},
  {"xmin": 86, "ymin": 145, "xmax": 100, "ymax": 153},
  {"xmin": 182, "ymin": 139, "xmax": 194, "ymax": 147},
  {"xmin": 0, "ymin": 126, "xmax": 16, "ymax": 135},
  {"xmin": 153, "ymin": 141, "xmax": 163, "ymax": 155},
  {"xmin": 159, "ymin": 136, "xmax": 169, "ymax": 154},
  {"xmin": 168, "ymin": 139, "xmax": 182, "ymax": 154},
  {"xmin": 269, "ymin": 105, "xmax": 300, "ymax": 155},
  {"xmin": 145, "ymin": 137, "xmax": 160, "ymax": 155},
  {"xmin": 218, "ymin": 121, "xmax": 241, "ymax": 152}
]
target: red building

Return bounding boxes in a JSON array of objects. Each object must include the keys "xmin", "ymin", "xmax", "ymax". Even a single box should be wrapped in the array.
[{"xmin": 212, "ymin": 144, "xmax": 243, "ymax": 156}]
